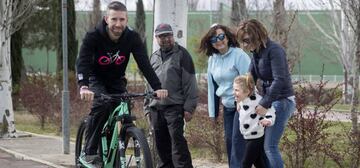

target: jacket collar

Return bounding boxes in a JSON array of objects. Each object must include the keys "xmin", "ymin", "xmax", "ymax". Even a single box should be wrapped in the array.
[
  {"xmin": 154, "ymin": 43, "xmax": 180, "ymax": 57},
  {"xmin": 214, "ymin": 47, "xmax": 235, "ymax": 58},
  {"xmin": 252, "ymin": 38, "xmax": 271, "ymax": 55}
]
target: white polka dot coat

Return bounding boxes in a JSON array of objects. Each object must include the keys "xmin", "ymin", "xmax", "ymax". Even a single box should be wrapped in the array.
[{"xmin": 238, "ymin": 92, "xmax": 276, "ymax": 140}]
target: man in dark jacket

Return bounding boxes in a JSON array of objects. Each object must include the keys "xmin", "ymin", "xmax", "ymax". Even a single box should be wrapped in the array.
[
  {"xmin": 76, "ymin": 2, "xmax": 167, "ymax": 167},
  {"xmin": 145, "ymin": 23, "xmax": 198, "ymax": 168}
]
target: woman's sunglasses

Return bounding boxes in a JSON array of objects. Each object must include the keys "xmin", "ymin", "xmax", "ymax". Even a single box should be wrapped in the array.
[
  {"xmin": 242, "ymin": 38, "xmax": 251, "ymax": 44},
  {"xmin": 210, "ymin": 33, "xmax": 225, "ymax": 44}
]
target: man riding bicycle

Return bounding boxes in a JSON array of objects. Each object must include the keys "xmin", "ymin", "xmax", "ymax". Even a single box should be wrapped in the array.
[{"xmin": 75, "ymin": 2, "xmax": 167, "ymax": 167}]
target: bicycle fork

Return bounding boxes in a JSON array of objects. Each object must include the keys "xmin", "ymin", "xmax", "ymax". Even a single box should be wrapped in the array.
[
  {"xmin": 119, "ymin": 140, "xmax": 126, "ymax": 168},
  {"xmin": 119, "ymin": 138, "xmax": 142, "ymax": 168}
]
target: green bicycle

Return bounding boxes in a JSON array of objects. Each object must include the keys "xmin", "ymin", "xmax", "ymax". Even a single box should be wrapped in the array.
[{"xmin": 75, "ymin": 92, "xmax": 154, "ymax": 168}]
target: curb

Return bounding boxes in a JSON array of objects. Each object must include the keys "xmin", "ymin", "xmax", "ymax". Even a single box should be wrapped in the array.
[
  {"xmin": 0, "ymin": 146, "xmax": 67, "ymax": 168},
  {"xmin": 18, "ymin": 131, "xmax": 76, "ymax": 144},
  {"xmin": 0, "ymin": 131, "xmax": 75, "ymax": 168}
]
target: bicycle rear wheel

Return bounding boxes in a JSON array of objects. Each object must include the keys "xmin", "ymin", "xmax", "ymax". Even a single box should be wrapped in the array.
[
  {"xmin": 117, "ymin": 127, "xmax": 153, "ymax": 168},
  {"xmin": 75, "ymin": 120, "xmax": 86, "ymax": 167}
]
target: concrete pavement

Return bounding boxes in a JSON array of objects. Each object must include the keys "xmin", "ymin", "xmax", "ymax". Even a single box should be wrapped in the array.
[
  {"xmin": 0, "ymin": 132, "xmax": 75, "ymax": 168},
  {"xmin": 0, "ymin": 131, "xmax": 229, "ymax": 168},
  {"xmin": 0, "ymin": 150, "xmax": 50, "ymax": 168}
]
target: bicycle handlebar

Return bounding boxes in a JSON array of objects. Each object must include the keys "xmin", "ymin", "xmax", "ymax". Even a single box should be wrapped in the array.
[{"xmin": 100, "ymin": 92, "xmax": 156, "ymax": 102}]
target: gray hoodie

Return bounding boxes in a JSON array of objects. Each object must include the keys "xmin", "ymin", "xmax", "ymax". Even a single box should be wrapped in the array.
[{"xmin": 145, "ymin": 43, "xmax": 198, "ymax": 113}]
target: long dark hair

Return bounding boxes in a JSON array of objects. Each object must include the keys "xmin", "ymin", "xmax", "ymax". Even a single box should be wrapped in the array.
[{"xmin": 198, "ymin": 24, "xmax": 239, "ymax": 56}]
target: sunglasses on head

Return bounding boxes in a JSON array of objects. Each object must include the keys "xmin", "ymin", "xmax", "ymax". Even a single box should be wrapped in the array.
[{"xmin": 210, "ymin": 33, "xmax": 225, "ymax": 44}]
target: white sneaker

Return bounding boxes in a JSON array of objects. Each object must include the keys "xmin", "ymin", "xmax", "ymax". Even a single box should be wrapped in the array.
[{"xmin": 79, "ymin": 152, "xmax": 102, "ymax": 168}]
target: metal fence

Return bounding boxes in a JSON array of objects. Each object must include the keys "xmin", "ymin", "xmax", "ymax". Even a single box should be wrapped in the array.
[
  {"xmin": 292, "ymin": 75, "xmax": 346, "ymax": 83},
  {"xmin": 126, "ymin": 73, "xmax": 360, "ymax": 84}
]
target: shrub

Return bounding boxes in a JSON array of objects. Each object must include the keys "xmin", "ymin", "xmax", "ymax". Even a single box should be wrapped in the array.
[
  {"xmin": 18, "ymin": 73, "xmax": 60, "ymax": 129},
  {"xmin": 18, "ymin": 72, "xmax": 91, "ymax": 131},
  {"xmin": 281, "ymin": 79, "xmax": 344, "ymax": 168},
  {"xmin": 186, "ymin": 89, "xmax": 226, "ymax": 162}
]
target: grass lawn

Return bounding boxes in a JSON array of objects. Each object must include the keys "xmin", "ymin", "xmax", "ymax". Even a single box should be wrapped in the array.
[{"xmin": 14, "ymin": 110, "xmax": 79, "ymax": 140}]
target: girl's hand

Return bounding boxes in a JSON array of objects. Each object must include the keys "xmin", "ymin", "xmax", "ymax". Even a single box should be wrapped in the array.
[
  {"xmin": 255, "ymin": 105, "xmax": 267, "ymax": 116},
  {"xmin": 259, "ymin": 119, "xmax": 272, "ymax": 127}
]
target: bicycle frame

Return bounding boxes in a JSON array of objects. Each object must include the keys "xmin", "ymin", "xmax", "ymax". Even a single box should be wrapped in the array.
[
  {"xmin": 100, "ymin": 100, "xmax": 132, "ymax": 168},
  {"xmin": 76, "ymin": 92, "xmax": 154, "ymax": 168}
]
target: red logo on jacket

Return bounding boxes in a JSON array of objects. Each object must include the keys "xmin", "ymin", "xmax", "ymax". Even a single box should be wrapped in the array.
[{"xmin": 98, "ymin": 51, "xmax": 126, "ymax": 65}]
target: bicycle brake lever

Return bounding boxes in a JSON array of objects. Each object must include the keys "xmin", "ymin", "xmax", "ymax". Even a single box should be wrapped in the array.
[{"xmin": 145, "ymin": 92, "xmax": 157, "ymax": 99}]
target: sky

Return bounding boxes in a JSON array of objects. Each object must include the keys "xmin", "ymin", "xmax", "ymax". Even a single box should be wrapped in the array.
[{"xmin": 75, "ymin": 0, "xmax": 341, "ymax": 11}]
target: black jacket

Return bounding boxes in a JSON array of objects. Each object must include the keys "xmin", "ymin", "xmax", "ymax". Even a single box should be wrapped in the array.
[
  {"xmin": 76, "ymin": 20, "xmax": 161, "ymax": 92},
  {"xmin": 250, "ymin": 39, "xmax": 294, "ymax": 108}
]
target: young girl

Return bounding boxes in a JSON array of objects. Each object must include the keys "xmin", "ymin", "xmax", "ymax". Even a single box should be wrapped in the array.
[{"xmin": 233, "ymin": 74, "xmax": 276, "ymax": 168}]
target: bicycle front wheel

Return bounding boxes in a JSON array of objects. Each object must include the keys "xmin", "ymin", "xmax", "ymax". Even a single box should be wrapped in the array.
[
  {"xmin": 117, "ymin": 126, "xmax": 153, "ymax": 168},
  {"xmin": 75, "ymin": 120, "xmax": 86, "ymax": 168}
]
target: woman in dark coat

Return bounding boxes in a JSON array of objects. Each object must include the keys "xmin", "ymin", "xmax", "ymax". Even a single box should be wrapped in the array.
[{"xmin": 237, "ymin": 19, "xmax": 296, "ymax": 168}]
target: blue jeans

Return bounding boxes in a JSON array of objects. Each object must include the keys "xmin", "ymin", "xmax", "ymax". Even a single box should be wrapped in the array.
[
  {"xmin": 223, "ymin": 106, "xmax": 245, "ymax": 168},
  {"xmin": 264, "ymin": 98, "xmax": 295, "ymax": 168}
]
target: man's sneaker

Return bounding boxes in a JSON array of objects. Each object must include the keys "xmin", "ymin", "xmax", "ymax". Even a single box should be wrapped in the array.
[{"xmin": 79, "ymin": 152, "xmax": 102, "ymax": 168}]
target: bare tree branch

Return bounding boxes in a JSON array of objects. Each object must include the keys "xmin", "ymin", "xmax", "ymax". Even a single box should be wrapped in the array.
[
  {"xmin": 305, "ymin": 12, "xmax": 340, "ymax": 48},
  {"xmin": 1, "ymin": 0, "xmax": 37, "ymax": 39}
]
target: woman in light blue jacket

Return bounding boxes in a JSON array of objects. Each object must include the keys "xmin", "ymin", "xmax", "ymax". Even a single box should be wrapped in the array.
[{"xmin": 199, "ymin": 24, "xmax": 251, "ymax": 168}]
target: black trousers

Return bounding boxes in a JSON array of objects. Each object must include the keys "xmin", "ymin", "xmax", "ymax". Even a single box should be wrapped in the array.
[
  {"xmin": 84, "ymin": 78, "xmax": 125, "ymax": 155},
  {"xmin": 242, "ymin": 136, "xmax": 266, "ymax": 168},
  {"xmin": 150, "ymin": 105, "xmax": 193, "ymax": 168}
]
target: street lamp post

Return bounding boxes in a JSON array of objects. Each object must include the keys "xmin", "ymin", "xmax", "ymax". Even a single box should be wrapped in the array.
[{"xmin": 61, "ymin": 0, "xmax": 70, "ymax": 154}]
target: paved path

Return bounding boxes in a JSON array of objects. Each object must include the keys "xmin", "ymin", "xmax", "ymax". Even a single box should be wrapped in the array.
[
  {"xmin": 326, "ymin": 111, "xmax": 353, "ymax": 122},
  {"xmin": 0, "ymin": 150, "xmax": 50, "ymax": 168},
  {"xmin": 0, "ymin": 132, "xmax": 227, "ymax": 168},
  {"xmin": 0, "ymin": 132, "xmax": 74, "ymax": 168},
  {"xmin": 298, "ymin": 110, "xmax": 356, "ymax": 122}
]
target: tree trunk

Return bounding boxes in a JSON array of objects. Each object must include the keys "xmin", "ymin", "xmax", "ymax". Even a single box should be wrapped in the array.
[
  {"xmin": 135, "ymin": 0, "xmax": 147, "ymax": 55},
  {"xmin": 10, "ymin": 29, "xmax": 23, "ymax": 92},
  {"xmin": 350, "ymin": 55, "xmax": 359, "ymax": 168},
  {"xmin": 152, "ymin": 0, "xmax": 188, "ymax": 52},
  {"xmin": 231, "ymin": 0, "xmax": 247, "ymax": 27},
  {"xmin": 41, "ymin": 115, "xmax": 45, "ymax": 130},
  {"xmin": 272, "ymin": 0, "xmax": 288, "ymax": 49},
  {"xmin": 0, "ymin": 27, "xmax": 17, "ymax": 138},
  {"xmin": 340, "ymin": 4, "xmax": 354, "ymax": 104},
  {"xmin": 350, "ymin": 1, "xmax": 360, "ymax": 166},
  {"xmin": 343, "ymin": 69, "xmax": 353, "ymax": 104},
  {"xmin": 0, "ymin": 0, "xmax": 17, "ymax": 138},
  {"xmin": 188, "ymin": 0, "xmax": 199, "ymax": 11},
  {"xmin": 56, "ymin": 0, "xmax": 62, "ymax": 76},
  {"xmin": 1, "ymin": 0, "xmax": 36, "ymax": 138},
  {"xmin": 67, "ymin": 0, "xmax": 77, "ymax": 72},
  {"xmin": 46, "ymin": 49, "xmax": 49, "ymax": 74},
  {"xmin": 56, "ymin": 0, "xmax": 77, "ymax": 75},
  {"xmin": 89, "ymin": 0, "xmax": 101, "ymax": 30},
  {"xmin": 350, "ymin": 21, "xmax": 360, "ymax": 168}
]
